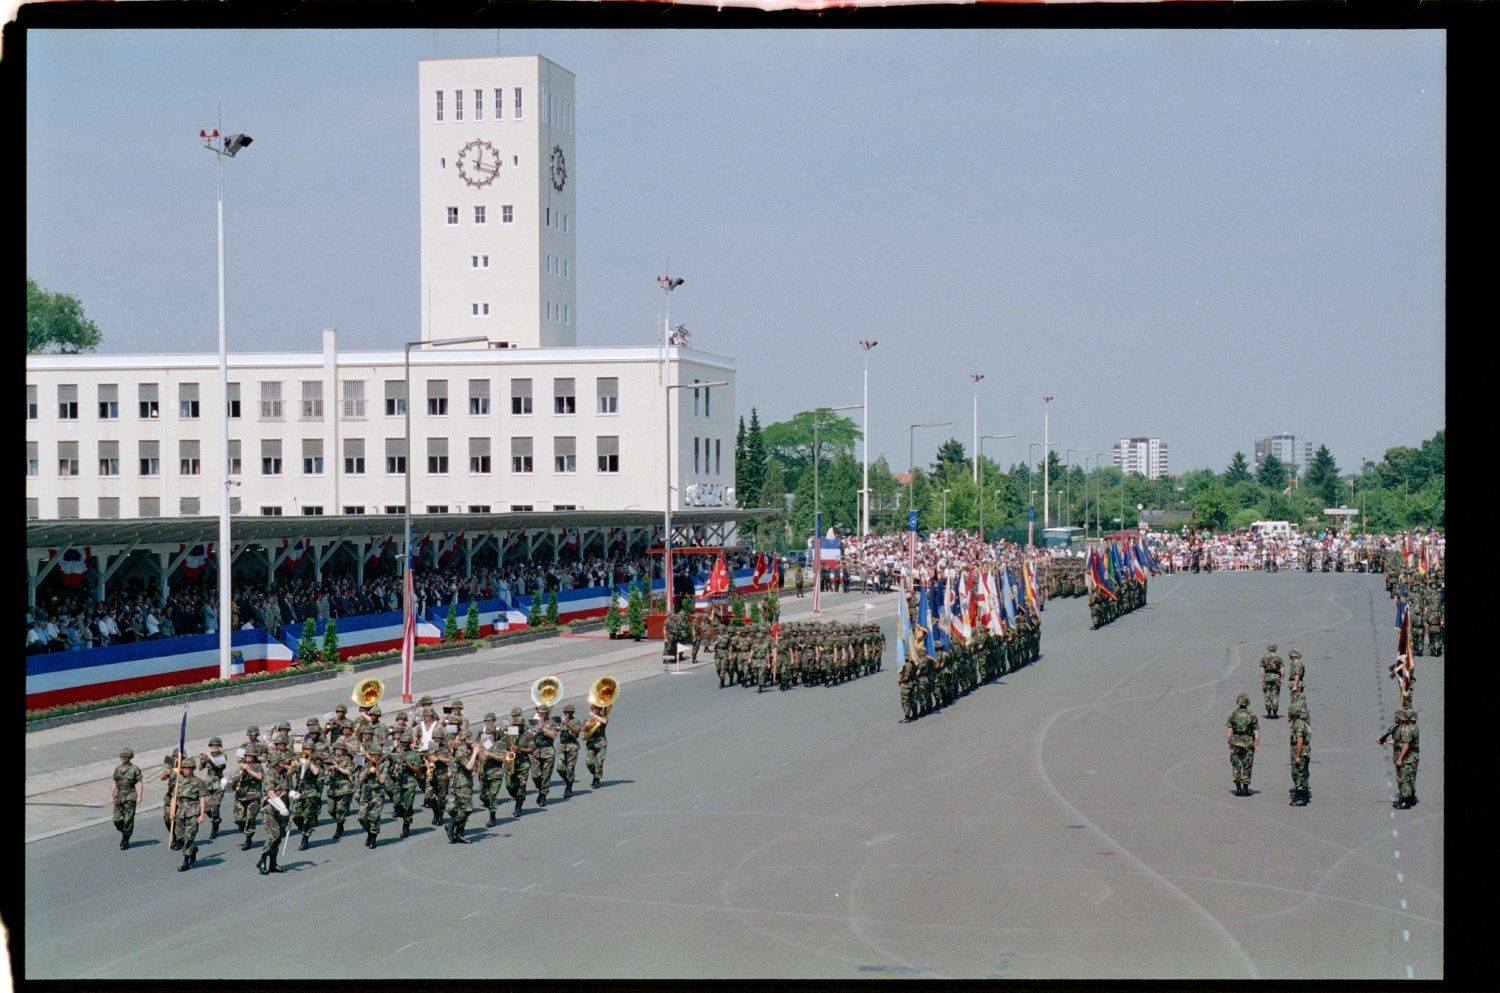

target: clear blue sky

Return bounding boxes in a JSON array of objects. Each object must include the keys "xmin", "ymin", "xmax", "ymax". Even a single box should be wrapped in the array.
[{"xmin": 26, "ymin": 28, "xmax": 1445, "ymax": 476}]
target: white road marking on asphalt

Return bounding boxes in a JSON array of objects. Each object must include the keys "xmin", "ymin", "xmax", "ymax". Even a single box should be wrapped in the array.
[
  {"xmin": 1403, "ymin": 930, "xmax": 1409, "ymax": 941},
  {"xmin": 1407, "ymin": 966, "xmax": 1414, "ymax": 978},
  {"xmin": 573, "ymin": 859, "xmax": 586, "ymax": 867},
  {"xmin": 463, "ymin": 909, "xmax": 484, "ymax": 920},
  {"xmin": 523, "ymin": 883, "xmax": 537, "ymax": 892},
  {"xmin": 1400, "ymin": 899, "xmax": 1407, "ymax": 910},
  {"xmin": 395, "ymin": 941, "xmax": 418, "ymax": 954},
  {"xmin": 616, "ymin": 839, "xmax": 627, "ymax": 846},
  {"xmin": 1394, "ymin": 851, "xmax": 1400, "ymax": 859},
  {"xmin": 1392, "ymin": 830, "xmax": 1398, "ymax": 837},
  {"xmin": 1397, "ymin": 872, "xmax": 1404, "ymax": 882}
]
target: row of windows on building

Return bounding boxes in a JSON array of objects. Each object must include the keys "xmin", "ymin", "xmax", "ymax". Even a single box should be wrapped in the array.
[
  {"xmin": 27, "ymin": 376, "xmax": 733, "ymax": 423},
  {"xmin": 432, "ymin": 86, "xmax": 574, "ymax": 133},
  {"xmin": 463, "ymin": 251, "xmax": 571, "ymax": 278},
  {"xmin": 445, "ymin": 205, "xmax": 570, "ymax": 233},
  {"xmin": 29, "ymin": 434, "xmax": 726, "ymax": 480},
  {"xmin": 29, "ymin": 496, "xmax": 574, "ymax": 520}
]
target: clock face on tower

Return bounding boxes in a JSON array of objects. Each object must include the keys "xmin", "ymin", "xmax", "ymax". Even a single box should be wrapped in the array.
[
  {"xmin": 550, "ymin": 145, "xmax": 567, "ymax": 192},
  {"xmin": 456, "ymin": 139, "xmax": 501, "ymax": 188}
]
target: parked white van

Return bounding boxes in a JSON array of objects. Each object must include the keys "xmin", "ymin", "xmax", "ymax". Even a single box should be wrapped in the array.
[{"xmin": 1250, "ymin": 520, "xmax": 1296, "ymax": 538}]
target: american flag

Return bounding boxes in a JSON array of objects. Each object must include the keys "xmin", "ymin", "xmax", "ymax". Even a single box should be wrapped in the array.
[{"xmin": 400, "ymin": 544, "xmax": 415, "ymax": 701}]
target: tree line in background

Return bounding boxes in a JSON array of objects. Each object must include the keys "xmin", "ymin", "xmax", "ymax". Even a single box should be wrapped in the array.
[{"xmin": 734, "ymin": 409, "xmax": 1444, "ymax": 548}]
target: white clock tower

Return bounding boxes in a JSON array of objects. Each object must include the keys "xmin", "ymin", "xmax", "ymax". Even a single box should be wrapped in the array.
[{"xmin": 418, "ymin": 55, "xmax": 576, "ymax": 349}]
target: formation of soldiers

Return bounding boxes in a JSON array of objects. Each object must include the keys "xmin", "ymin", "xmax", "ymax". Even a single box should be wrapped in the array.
[
  {"xmin": 1227, "ymin": 643, "xmax": 1313, "ymax": 804},
  {"xmin": 896, "ymin": 598, "xmax": 1041, "ymax": 722},
  {"xmin": 1039, "ymin": 557, "xmax": 1087, "ymax": 598},
  {"xmin": 109, "ymin": 693, "xmax": 614, "ymax": 873},
  {"xmin": 1388, "ymin": 560, "xmax": 1444, "ymax": 658},
  {"xmin": 711, "ymin": 620, "xmax": 885, "ymax": 691},
  {"xmin": 1087, "ymin": 570, "xmax": 1147, "ymax": 628}
]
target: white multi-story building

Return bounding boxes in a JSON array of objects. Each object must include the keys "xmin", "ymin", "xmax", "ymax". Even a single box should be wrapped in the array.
[
  {"xmin": 25, "ymin": 334, "xmax": 734, "ymax": 522},
  {"xmin": 419, "ymin": 56, "xmax": 576, "ymax": 349},
  {"xmin": 1253, "ymin": 433, "xmax": 1313, "ymax": 477},
  {"xmin": 1111, "ymin": 437, "xmax": 1169, "ymax": 480},
  {"xmin": 26, "ymin": 53, "xmax": 740, "ymax": 525}
]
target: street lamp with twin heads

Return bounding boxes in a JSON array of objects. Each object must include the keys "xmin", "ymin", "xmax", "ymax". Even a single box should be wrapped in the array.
[
  {"xmin": 909, "ymin": 420, "xmax": 952, "ymax": 513},
  {"xmin": 664, "ymin": 378, "xmax": 728, "ymax": 614},
  {"xmin": 201, "ymin": 127, "xmax": 253, "ymax": 681},
  {"xmin": 978, "ymin": 432, "xmax": 1017, "ymax": 540},
  {"xmin": 813, "ymin": 403, "xmax": 862, "ymax": 613},
  {"xmin": 858, "ymin": 340, "xmax": 878, "ymax": 536},
  {"xmin": 402, "ymin": 335, "xmax": 488, "ymax": 700}
]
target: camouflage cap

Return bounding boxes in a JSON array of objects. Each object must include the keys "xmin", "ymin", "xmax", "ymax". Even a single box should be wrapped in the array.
[{"xmin": 509, "ymin": 706, "xmax": 524, "ymax": 718}]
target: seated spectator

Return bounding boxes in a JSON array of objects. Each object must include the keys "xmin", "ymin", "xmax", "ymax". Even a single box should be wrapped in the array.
[{"xmin": 26, "ymin": 621, "xmax": 48, "ymax": 654}]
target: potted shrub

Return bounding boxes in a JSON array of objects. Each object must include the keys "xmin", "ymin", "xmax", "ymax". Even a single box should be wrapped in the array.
[{"xmin": 604, "ymin": 590, "xmax": 622, "ymax": 639}]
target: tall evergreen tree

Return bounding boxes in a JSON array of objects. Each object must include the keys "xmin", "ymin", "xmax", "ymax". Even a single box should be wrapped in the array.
[
  {"xmin": 1223, "ymin": 451, "xmax": 1252, "ymax": 484},
  {"xmin": 735, "ymin": 415, "xmax": 747, "ymax": 490},
  {"xmin": 1256, "ymin": 453, "xmax": 1290, "ymax": 491},
  {"xmin": 1304, "ymin": 444, "xmax": 1341, "ymax": 507},
  {"xmin": 931, "ymin": 438, "xmax": 969, "ymax": 477},
  {"xmin": 742, "ymin": 407, "xmax": 768, "ymax": 508}
]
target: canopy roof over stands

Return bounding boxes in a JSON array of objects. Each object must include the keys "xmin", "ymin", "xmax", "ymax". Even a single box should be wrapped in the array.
[{"xmin": 26, "ymin": 508, "xmax": 779, "ymax": 554}]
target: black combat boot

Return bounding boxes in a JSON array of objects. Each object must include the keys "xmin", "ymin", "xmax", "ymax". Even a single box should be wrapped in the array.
[
  {"xmin": 257, "ymin": 852, "xmax": 270, "ymax": 875},
  {"xmin": 537, "ymin": 795, "xmax": 547, "ymax": 808},
  {"xmin": 333, "ymin": 821, "xmax": 345, "ymax": 840},
  {"xmin": 367, "ymin": 831, "xmax": 378, "ymax": 848},
  {"xmin": 591, "ymin": 776, "xmax": 601, "ymax": 789},
  {"xmin": 513, "ymin": 798, "xmax": 523, "ymax": 818},
  {"xmin": 268, "ymin": 852, "xmax": 285, "ymax": 873},
  {"xmin": 241, "ymin": 833, "xmax": 255, "ymax": 851},
  {"xmin": 120, "ymin": 832, "xmax": 131, "ymax": 851},
  {"xmin": 1409, "ymin": 794, "xmax": 1418, "ymax": 806},
  {"xmin": 299, "ymin": 833, "xmax": 310, "ymax": 851},
  {"xmin": 171, "ymin": 836, "xmax": 183, "ymax": 851},
  {"xmin": 402, "ymin": 818, "xmax": 412, "ymax": 838},
  {"xmin": 563, "ymin": 783, "xmax": 573, "ymax": 799},
  {"xmin": 210, "ymin": 819, "xmax": 220, "ymax": 839},
  {"xmin": 432, "ymin": 810, "xmax": 443, "ymax": 826},
  {"xmin": 446, "ymin": 821, "xmax": 457, "ymax": 843},
  {"xmin": 178, "ymin": 854, "xmax": 191, "ymax": 872},
  {"xmin": 486, "ymin": 810, "xmax": 497, "ymax": 827},
  {"xmin": 453, "ymin": 818, "xmax": 471, "ymax": 844}
]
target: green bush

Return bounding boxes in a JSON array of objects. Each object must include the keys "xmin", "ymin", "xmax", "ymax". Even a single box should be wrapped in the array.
[
  {"xmin": 464, "ymin": 601, "xmax": 480, "ymax": 640},
  {"xmin": 749, "ymin": 599, "xmax": 762, "ymax": 624},
  {"xmin": 547, "ymin": 591, "xmax": 560, "ymax": 626},
  {"xmin": 443, "ymin": 603, "xmax": 460, "ymax": 641},
  {"xmin": 528, "ymin": 589, "xmax": 543, "ymax": 627},
  {"xmin": 297, "ymin": 618, "xmax": 319, "ymax": 666},
  {"xmin": 321, "ymin": 616, "xmax": 340, "ymax": 663},
  {"xmin": 627, "ymin": 584, "xmax": 645, "ymax": 639},
  {"xmin": 605, "ymin": 590, "xmax": 622, "ymax": 637}
]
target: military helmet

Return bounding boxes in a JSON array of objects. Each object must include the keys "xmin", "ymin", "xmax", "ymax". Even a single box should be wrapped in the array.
[
  {"xmin": 274, "ymin": 734, "xmax": 291, "ymax": 746},
  {"xmin": 335, "ymin": 704, "xmax": 347, "ymax": 714},
  {"xmin": 1236, "ymin": 692, "xmax": 1250, "ymax": 707},
  {"xmin": 1288, "ymin": 649, "xmax": 1301, "ymax": 660},
  {"xmin": 277, "ymin": 721, "xmax": 291, "ymax": 731},
  {"xmin": 118, "ymin": 747, "xmax": 134, "ymax": 759},
  {"xmin": 246, "ymin": 725, "xmax": 261, "ymax": 735},
  {"xmin": 563, "ymin": 704, "xmax": 575, "ymax": 714},
  {"xmin": 366, "ymin": 744, "xmax": 384, "ymax": 756},
  {"xmin": 451, "ymin": 699, "xmax": 464, "ymax": 710},
  {"xmin": 332, "ymin": 740, "xmax": 348, "ymax": 751},
  {"xmin": 483, "ymin": 712, "xmax": 497, "ymax": 722},
  {"xmin": 509, "ymin": 706, "xmax": 524, "ymax": 718},
  {"xmin": 431, "ymin": 729, "xmax": 446, "ymax": 740},
  {"xmin": 208, "ymin": 736, "xmax": 223, "ymax": 747},
  {"xmin": 369, "ymin": 705, "xmax": 382, "ymax": 717},
  {"xmin": 418, "ymin": 695, "xmax": 433, "ymax": 707},
  {"xmin": 180, "ymin": 757, "xmax": 197, "ymax": 770}
]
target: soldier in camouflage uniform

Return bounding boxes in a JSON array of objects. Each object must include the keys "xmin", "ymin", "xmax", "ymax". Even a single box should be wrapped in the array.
[
  {"xmin": 423, "ymin": 729, "xmax": 451, "ymax": 826},
  {"xmin": 171, "ymin": 756, "xmax": 208, "ymax": 872},
  {"xmin": 531, "ymin": 703, "xmax": 559, "ymax": 807},
  {"xmin": 1287, "ymin": 699, "xmax": 1311, "ymax": 806},
  {"xmin": 324, "ymin": 739, "xmax": 355, "ymax": 840},
  {"xmin": 584, "ymin": 701, "xmax": 609, "ymax": 789},
  {"xmin": 444, "ymin": 728, "xmax": 480, "ymax": 843},
  {"xmin": 1260, "ymin": 644, "xmax": 1283, "ymax": 719},
  {"xmin": 714, "ymin": 624, "xmax": 733, "ymax": 687},
  {"xmin": 290, "ymin": 740, "xmax": 323, "ymax": 851},
  {"xmin": 388, "ymin": 733, "xmax": 421, "ymax": 838},
  {"xmin": 505, "ymin": 706, "xmax": 537, "ymax": 817},
  {"xmin": 353, "ymin": 743, "xmax": 386, "ymax": 850},
  {"xmin": 1226, "ymin": 692, "xmax": 1260, "ymax": 796},
  {"xmin": 898, "ymin": 650, "xmax": 918, "ymax": 722},
  {"xmin": 1286, "ymin": 649, "xmax": 1306, "ymax": 716},
  {"xmin": 556, "ymin": 703, "xmax": 583, "ymax": 799},
  {"xmin": 478, "ymin": 713, "xmax": 508, "ymax": 826},
  {"xmin": 159, "ymin": 753, "xmax": 179, "ymax": 840},
  {"xmin": 1390, "ymin": 707, "xmax": 1420, "ymax": 809},
  {"xmin": 233, "ymin": 749, "xmax": 264, "ymax": 851},
  {"xmin": 256, "ymin": 751, "xmax": 292, "ymax": 872},
  {"xmin": 197, "ymin": 736, "xmax": 228, "ymax": 838},
  {"xmin": 109, "ymin": 746, "xmax": 143, "ymax": 850}
]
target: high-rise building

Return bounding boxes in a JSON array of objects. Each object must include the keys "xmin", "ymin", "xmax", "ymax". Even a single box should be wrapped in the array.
[
  {"xmin": 1253, "ymin": 433, "xmax": 1313, "ymax": 476},
  {"xmin": 418, "ymin": 56, "xmax": 577, "ymax": 349},
  {"xmin": 1111, "ymin": 437, "xmax": 1169, "ymax": 480}
]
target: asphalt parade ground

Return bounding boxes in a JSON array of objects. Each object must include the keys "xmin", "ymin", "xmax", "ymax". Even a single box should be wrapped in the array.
[{"xmin": 22, "ymin": 573, "xmax": 1443, "ymax": 980}]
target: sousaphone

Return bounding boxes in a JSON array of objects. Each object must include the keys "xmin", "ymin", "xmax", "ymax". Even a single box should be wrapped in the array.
[
  {"xmin": 531, "ymin": 675, "xmax": 563, "ymax": 709},
  {"xmin": 351, "ymin": 677, "xmax": 385, "ymax": 708}
]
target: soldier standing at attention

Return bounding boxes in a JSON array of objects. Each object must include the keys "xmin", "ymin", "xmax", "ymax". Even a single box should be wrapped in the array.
[
  {"xmin": 556, "ymin": 704, "xmax": 582, "ymax": 799},
  {"xmin": 897, "ymin": 652, "xmax": 918, "ymax": 722},
  {"xmin": 1260, "ymin": 644, "xmax": 1284, "ymax": 719},
  {"xmin": 1286, "ymin": 649, "xmax": 1307, "ymax": 717},
  {"xmin": 584, "ymin": 702, "xmax": 609, "ymax": 790},
  {"xmin": 171, "ymin": 757, "xmax": 208, "ymax": 872},
  {"xmin": 530, "ymin": 703, "xmax": 558, "ymax": 807},
  {"xmin": 1226, "ymin": 692, "xmax": 1261, "ymax": 796},
  {"xmin": 1391, "ymin": 707, "xmax": 1420, "ymax": 809},
  {"xmin": 109, "ymin": 747, "xmax": 144, "ymax": 850},
  {"xmin": 1288, "ymin": 700, "xmax": 1311, "ymax": 806}
]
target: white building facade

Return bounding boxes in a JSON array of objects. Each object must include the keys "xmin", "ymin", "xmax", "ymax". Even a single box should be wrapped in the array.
[
  {"xmin": 25, "ymin": 337, "xmax": 735, "ymax": 521},
  {"xmin": 1111, "ymin": 436, "xmax": 1169, "ymax": 480},
  {"xmin": 1253, "ymin": 433, "xmax": 1313, "ymax": 476},
  {"xmin": 419, "ymin": 55, "xmax": 576, "ymax": 349}
]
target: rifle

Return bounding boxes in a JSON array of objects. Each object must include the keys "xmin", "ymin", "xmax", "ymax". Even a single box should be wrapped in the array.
[{"xmin": 1376, "ymin": 724, "xmax": 1398, "ymax": 746}]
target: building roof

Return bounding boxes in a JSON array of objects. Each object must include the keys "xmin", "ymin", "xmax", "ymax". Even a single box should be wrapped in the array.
[{"xmin": 27, "ymin": 508, "xmax": 779, "ymax": 554}]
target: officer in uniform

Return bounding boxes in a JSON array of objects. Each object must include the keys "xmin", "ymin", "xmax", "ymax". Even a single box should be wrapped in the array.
[
  {"xmin": 556, "ymin": 704, "xmax": 582, "ymax": 799},
  {"xmin": 1226, "ymin": 692, "xmax": 1261, "ymax": 796},
  {"xmin": 171, "ymin": 756, "xmax": 208, "ymax": 872},
  {"xmin": 530, "ymin": 703, "xmax": 558, "ymax": 807},
  {"xmin": 1288, "ymin": 699, "xmax": 1311, "ymax": 806},
  {"xmin": 1260, "ymin": 644, "xmax": 1284, "ymax": 719},
  {"xmin": 109, "ymin": 746, "xmax": 143, "ymax": 850}
]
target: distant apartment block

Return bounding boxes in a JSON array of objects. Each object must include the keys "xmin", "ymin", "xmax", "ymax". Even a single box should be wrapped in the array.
[
  {"xmin": 1253, "ymin": 433, "xmax": 1314, "ymax": 476},
  {"xmin": 1112, "ymin": 437, "xmax": 1168, "ymax": 480}
]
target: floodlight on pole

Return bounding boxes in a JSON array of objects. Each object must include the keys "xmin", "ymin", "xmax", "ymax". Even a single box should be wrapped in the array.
[
  {"xmin": 978, "ymin": 433, "xmax": 1016, "ymax": 541},
  {"xmin": 201, "ymin": 125, "xmax": 253, "ymax": 681},
  {"xmin": 970, "ymin": 373, "xmax": 985, "ymax": 486},
  {"xmin": 908, "ymin": 421, "xmax": 951, "ymax": 512},
  {"xmin": 858, "ymin": 340, "xmax": 878, "ymax": 536}
]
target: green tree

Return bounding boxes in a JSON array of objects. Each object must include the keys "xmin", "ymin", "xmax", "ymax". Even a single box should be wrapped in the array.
[
  {"xmin": 27, "ymin": 279, "xmax": 102, "ymax": 354},
  {"xmin": 1256, "ymin": 454, "xmax": 1290, "ymax": 491},
  {"xmin": 626, "ymin": 585, "xmax": 645, "ymax": 639},
  {"xmin": 1193, "ymin": 483, "xmax": 1233, "ymax": 531},
  {"xmin": 297, "ymin": 618, "xmax": 319, "ymax": 665},
  {"xmin": 931, "ymin": 438, "xmax": 969, "ymax": 477},
  {"xmin": 1223, "ymin": 451, "xmax": 1252, "ymax": 485},
  {"xmin": 762, "ymin": 409, "xmax": 860, "ymax": 492},
  {"xmin": 735, "ymin": 415, "xmax": 747, "ymax": 493},
  {"xmin": 1303, "ymin": 445, "xmax": 1341, "ymax": 507},
  {"xmin": 444, "ymin": 603, "xmax": 459, "ymax": 641},
  {"xmin": 758, "ymin": 456, "xmax": 788, "ymax": 548},
  {"xmin": 749, "ymin": 599, "xmax": 762, "ymax": 624},
  {"xmin": 528, "ymin": 588, "xmax": 543, "ymax": 627},
  {"xmin": 546, "ymin": 591, "xmax": 560, "ymax": 626},
  {"xmin": 464, "ymin": 602, "xmax": 480, "ymax": 640},
  {"xmin": 742, "ymin": 407, "xmax": 768, "ymax": 512},
  {"xmin": 604, "ymin": 589, "xmax": 622, "ymax": 637},
  {"xmin": 321, "ymin": 617, "xmax": 340, "ymax": 663}
]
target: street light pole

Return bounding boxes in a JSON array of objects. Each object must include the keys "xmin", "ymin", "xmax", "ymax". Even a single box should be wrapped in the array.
[
  {"xmin": 1042, "ymin": 395, "xmax": 1054, "ymax": 529},
  {"xmin": 970, "ymin": 373, "xmax": 985, "ymax": 487},
  {"xmin": 201, "ymin": 128, "xmax": 253, "ymax": 681},
  {"xmin": 665, "ymin": 377, "xmax": 728, "ymax": 615},
  {"xmin": 859, "ymin": 340, "xmax": 877, "ymax": 536},
  {"xmin": 403, "ymin": 335, "xmax": 487, "ymax": 700},
  {"xmin": 942, "ymin": 488, "xmax": 950, "ymax": 529},
  {"xmin": 908, "ymin": 420, "xmax": 951, "ymax": 515},
  {"xmin": 979, "ymin": 432, "xmax": 1016, "ymax": 541},
  {"xmin": 1066, "ymin": 448, "xmax": 1095, "ymax": 530}
]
